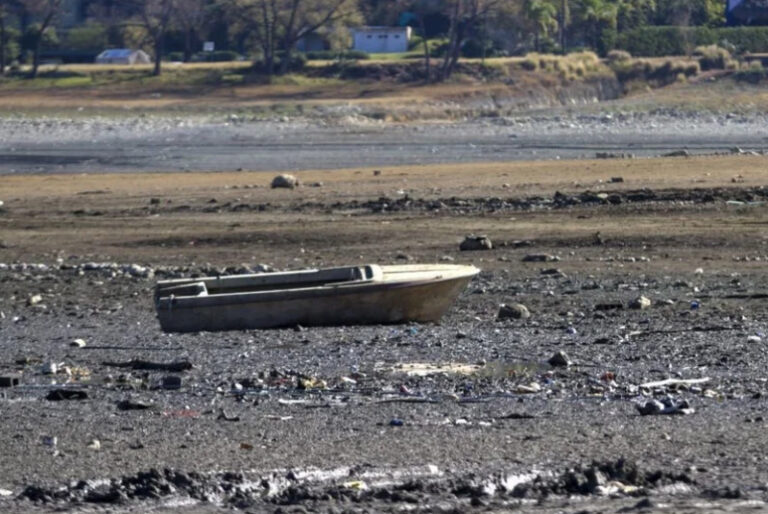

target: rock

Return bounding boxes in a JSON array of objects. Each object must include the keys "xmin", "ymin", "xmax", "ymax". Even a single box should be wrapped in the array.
[
  {"xmin": 522, "ymin": 254, "xmax": 559, "ymax": 262},
  {"xmin": 460, "ymin": 235, "xmax": 492, "ymax": 251},
  {"xmin": 497, "ymin": 303, "xmax": 530, "ymax": 320},
  {"xmin": 629, "ymin": 295, "xmax": 651, "ymax": 310},
  {"xmin": 548, "ymin": 351, "xmax": 571, "ymax": 367},
  {"xmin": 271, "ymin": 174, "xmax": 299, "ymax": 189},
  {"xmin": 27, "ymin": 294, "xmax": 43, "ymax": 306},
  {"xmin": 663, "ymin": 150, "xmax": 691, "ymax": 158},
  {"xmin": 70, "ymin": 339, "xmax": 87, "ymax": 348},
  {"xmin": 748, "ymin": 335, "xmax": 762, "ymax": 343}
]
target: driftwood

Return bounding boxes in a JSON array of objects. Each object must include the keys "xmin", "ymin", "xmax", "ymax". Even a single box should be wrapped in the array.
[
  {"xmin": 102, "ymin": 359, "xmax": 193, "ymax": 372},
  {"xmin": 639, "ymin": 377, "xmax": 710, "ymax": 389}
]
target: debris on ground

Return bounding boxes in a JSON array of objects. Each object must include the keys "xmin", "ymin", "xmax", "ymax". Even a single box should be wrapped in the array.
[
  {"xmin": 636, "ymin": 398, "xmax": 695, "ymax": 416},
  {"xmin": 102, "ymin": 360, "xmax": 193, "ymax": 372},
  {"xmin": 498, "ymin": 303, "xmax": 530, "ymax": 320},
  {"xmin": 459, "ymin": 235, "xmax": 492, "ymax": 251},
  {"xmin": 271, "ymin": 174, "xmax": 299, "ymax": 189}
]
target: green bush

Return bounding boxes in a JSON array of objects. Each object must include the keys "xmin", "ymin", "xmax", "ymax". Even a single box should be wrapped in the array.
[
  {"xmin": 607, "ymin": 49, "xmax": 632, "ymax": 62},
  {"xmin": 67, "ymin": 23, "xmax": 107, "ymax": 51},
  {"xmin": 192, "ymin": 50, "xmax": 242, "ymax": 62},
  {"xmin": 617, "ymin": 26, "xmax": 768, "ymax": 56},
  {"xmin": 304, "ymin": 50, "xmax": 369, "ymax": 60},
  {"xmin": 693, "ymin": 44, "xmax": 733, "ymax": 70},
  {"xmin": 735, "ymin": 61, "xmax": 766, "ymax": 83}
]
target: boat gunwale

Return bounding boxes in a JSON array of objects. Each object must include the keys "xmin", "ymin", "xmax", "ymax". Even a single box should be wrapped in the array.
[{"xmin": 156, "ymin": 266, "xmax": 479, "ymax": 310}]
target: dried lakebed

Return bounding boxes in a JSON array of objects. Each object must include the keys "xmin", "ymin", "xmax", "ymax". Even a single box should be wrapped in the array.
[{"xmin": 2, "ymin": 257, "xmax": 768, "ymax": 512}]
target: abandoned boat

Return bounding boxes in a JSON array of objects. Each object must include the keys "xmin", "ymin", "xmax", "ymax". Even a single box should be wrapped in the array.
[{"xmin": 154, "ymin": 264, "xmax": 480, "ymax": 332}]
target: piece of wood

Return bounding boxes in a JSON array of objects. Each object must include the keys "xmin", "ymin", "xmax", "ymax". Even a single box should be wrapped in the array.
[{"xmin": 639, "ymin": 377, "xmax": 710, "ymax": 389}]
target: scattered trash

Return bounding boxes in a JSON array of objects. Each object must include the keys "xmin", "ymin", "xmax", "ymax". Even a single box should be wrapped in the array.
[
  {"xmin": 159, "ymin": 376, "xmax": 182, "ymax": 390},
  {"xmin": 515, "ymin": 383, "xmax": 542, "ymax": 394},
  {"xmin": 690, "ymin": 301, "xmax": 700, "ymax": 310},
  {"xmin": 522, "ymin": 254, "xmax": 559, "ymax": 262},
  {"xmin": 639, "ymin": 378, "xmax": 710, "ymax": 389},
  {"xmin": 342, "ymin": 480, "xmax": 367, "ymax": 491},
  {"xmin": 629, "ymin": 296, "xmax": 651, "ymax": 310},
  {"xmin": 240, "ymin": 442, "xmax": 254, "ymax": 450},
  {"xmin": 116, "ymin": 399, "xmax": 154, "ymax": 411},
  {"xmin": 87, "ymin": 439, "xmax": 101, "ymax": 451},
  {"xmin": 748, "ymin": 335, "xmax": 762, "ymax": 343},
  {"xmin": 102, "ymin": 360, "xmax": 193, "ymax": 372},
  {"xmin": 41, "ymin": 362, "xmax": 62, "ymax": 375},
  {"xmin": 46, "ymin": 389, "xmax": 88, "ymax": 401},
  {"xmin": 41, "ymin": 436, "xmax": 57, "ymax": 447},
  {"xmin": 460, "ymin": 235, "xmax": 492, "ymax": 251},
  {"xmin": 70, "ymin": 339, "xmax": 87, "ymax": 348},
  {"xmin": 636, "ymin": 398, "xmax": 694, "ymax": 416},
  {"xmin": 386, "ymin": 362, "xmax": 483, "ymax": 377},
  {"xmin": 217, "ymin": 410, "xmax": 240, "ymax": 422},
  {"xmin": 498, "ymin": 303, "xmax": 530, "ymax": 320},
  {"xmin": 27, "ymin": 294, "xmax": 43, "ymax": 306},
  {"xmin": 548, "ymin": 351, "xmax": 572, "ymax": 367},
  {"xmin": 389, "ymin": 418, "xmax": 404, "ymax": 426},
  {"xmin": 0, "ymin": 374, "xmax": 20, "ymax": 388}
]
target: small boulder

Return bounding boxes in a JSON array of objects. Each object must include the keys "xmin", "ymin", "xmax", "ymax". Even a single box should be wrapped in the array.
[
  {"xmin": 271, "ymin": 174, "xmax": 299, "ymax": 189},
  {"xmin": 548, "ymin": 351, "xmax": 571, "ymax": 367},
  {"xmin": 629, "ymin": 295, "xmax": 651, "ymax": 310},
  {"xmin": 498, "ymin": 303, "xmax": 530, "ymax": 320},
  {"xmin": 460, "ymin": 235, "xmax": 492, "ymax": 251}
]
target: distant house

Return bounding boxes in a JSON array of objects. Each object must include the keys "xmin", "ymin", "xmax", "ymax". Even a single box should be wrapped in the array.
[
  {"xmin": 95, "ymin": 49, "xmax": 151, "ymax": 65},
  {"xmin": 296, "ymin": 34, "xmax": 330, "ymax": 52},
  {"xmin": 727, "ymin": 0, "xmax": 768, "ymax": 25},
  {"xmin": 350, "ymin": 26, "xmax": 412, "ymax": 54}
]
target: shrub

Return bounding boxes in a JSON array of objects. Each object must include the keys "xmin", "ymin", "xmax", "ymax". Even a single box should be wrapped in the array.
[
  {"xmin": 607, "ymin": 49, "xmax": 631, "ymax": 62},
  {"xmin": 693, "ymin": 45, "xmax": 733, "ymax": 70},
  {"xmin": 192, "ymin": 50, "xmax": 242, "ymax": 62},
  {"xmin": 304, "ymin": 50, "xmax": 369, "ymax": 60},
  {"xmin": 617, "ymin": 26, "xmax": 768, "ymax": 57},
  {"xmin": 735, "ymin": 61, "xmax": 766, "ymax": 83}
]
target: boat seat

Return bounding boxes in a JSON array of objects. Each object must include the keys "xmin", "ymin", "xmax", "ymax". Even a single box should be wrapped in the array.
[{"xmin": 156, "ymin": 281, "xmax": 208, "ymax": 299}]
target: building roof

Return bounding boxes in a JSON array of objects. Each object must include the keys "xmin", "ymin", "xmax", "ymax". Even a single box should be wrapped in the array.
[
  {"xmin": 97, "ymin": 49, "xmax": 135, "ymax": 59},
  {"xmin": 351, "ymin": 26, "xmax": 410, "ymax": 33}
]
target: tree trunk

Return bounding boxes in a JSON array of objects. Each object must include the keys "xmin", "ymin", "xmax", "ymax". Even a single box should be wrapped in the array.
[
  {"xmin": 419, "ymin": 16, "xmax": 430, "ymax": 82},
  {"xmin": 1, "ymin": 15, "xmax": 6, "ymax": 74},
  {"xmin": 153, "ymin": 37, "xmax": 162, "ymax": 76},
  {"xmin": 184, "ymin": 28, "xmax": 192, "ymax": 62},
  {"xmin": 279, "ymin": 45, "xmax": 291, "ymax": 74},
  {"xmin": 31, "ymin": 36, "xmax": 41, "ymax": 78}
]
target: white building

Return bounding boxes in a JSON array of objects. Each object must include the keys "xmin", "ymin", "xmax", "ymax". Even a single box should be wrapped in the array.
[
  {"xmin": 95, "ymin": 49, "xmax": 151, "ymax": 65},
  {"xmin": 350, "ymin": 26, "xmax": 412, "ymax": 54}
]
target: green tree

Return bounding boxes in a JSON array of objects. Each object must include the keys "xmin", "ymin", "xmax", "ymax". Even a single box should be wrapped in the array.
[
  {"xmin": 18, "ymin": 0, "xmax": 62, "ymax": 78},
  {"xmin": 573, "ymin": 0, "xmax": 617, "ymax": 55},
  {"xmin": 66, "ymin": 22, "xmax": 108, "ymax": 51},
  {"xmin": 523, "ymin": 0, "xmax": 557, "ymax": 52}
]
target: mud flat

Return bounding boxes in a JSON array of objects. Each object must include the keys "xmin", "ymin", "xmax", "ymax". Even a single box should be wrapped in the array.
[
  {"xmin": 2, "ymin": 109, "xmax": 768, "ymax": 174},
  {"xmin": 2, "ymin": 156, "xmax": 768, "ymax": 512}
]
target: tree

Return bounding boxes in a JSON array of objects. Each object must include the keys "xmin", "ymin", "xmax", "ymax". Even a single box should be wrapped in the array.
[
  {"xmin": 438, "ymin": 0, "xmax": 504, "ymax": 80},
  {"xmin": 573, "ymin": 0, "xmax": 617, "ymax": 55},
  {"xmin": 226, "ymin": 0, "xmax": 360, "ymax": 75},
  {"xmin": 523, "ymin": 0, "xmax": 557, "ymax": 52},
  {"xmin": 116, "ymin": 0, "xmax": 174, "ymax": 76},
  {"xmin": 399, "ymin": 0, "xmax": 443, "ymax": 82},
  {"xmin": 175, "ymin": 0, "xmax": 209, "ymax": 61},
  {"xmin": 18, "ymin": 0, "xmax": 61, "ymax": 77}
]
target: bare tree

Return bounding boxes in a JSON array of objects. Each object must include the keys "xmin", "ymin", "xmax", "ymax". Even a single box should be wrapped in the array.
[
  {"xmin": 439, "ymin": 0, "xmax": 502, "ymax": 81},
  {"xmin": 226, "ymin": 0, "xmax": 360, "ymax": 75},
  {"xmin": 175, "ymin": 0, "xmax": 209, "ymax": 61},
  {"xmin": 117, "ymin": 0, "xmax": 174, "ymax": 76},
  {"xmin": 18, "ymin": 0, "xmax": 61, "ymax": 77}
]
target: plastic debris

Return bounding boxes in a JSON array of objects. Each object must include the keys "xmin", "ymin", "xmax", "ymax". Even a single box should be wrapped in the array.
[{"xmin": 636, "ymin": 398, "xmax": 694, "ymax": 416}]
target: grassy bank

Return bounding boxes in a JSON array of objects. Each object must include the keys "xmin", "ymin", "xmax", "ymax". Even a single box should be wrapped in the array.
[{"xmin": 0, "ymin": 52, "xmax": 765, "ymax": 117}]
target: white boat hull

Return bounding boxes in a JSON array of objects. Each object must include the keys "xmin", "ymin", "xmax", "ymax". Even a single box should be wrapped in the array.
[{"xmin": 155, "ymin": 264, "xmax": 479, "ymax": 332}]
